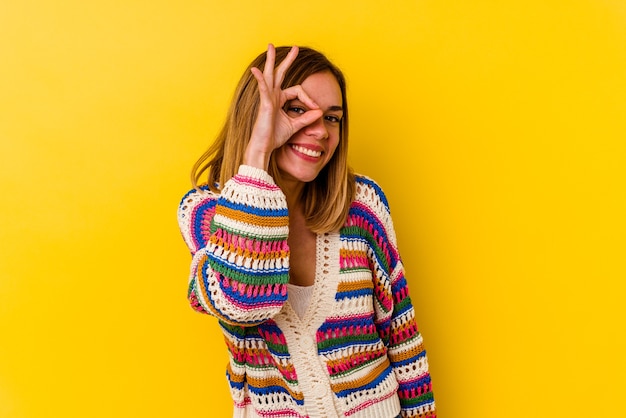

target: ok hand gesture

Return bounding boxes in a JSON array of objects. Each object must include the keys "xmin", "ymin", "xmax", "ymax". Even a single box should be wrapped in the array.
[{"xmin": 243, "ymin": 44, "xmax": 323, "ymax": 171}]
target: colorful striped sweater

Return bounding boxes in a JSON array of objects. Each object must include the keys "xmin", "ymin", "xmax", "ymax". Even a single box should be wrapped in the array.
[{"xmin": 178, "ymin": 165, "xmax": 436, "ymax": 418}]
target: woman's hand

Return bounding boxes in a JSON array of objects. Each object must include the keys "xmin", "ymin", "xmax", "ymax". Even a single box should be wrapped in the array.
[{"xmin": 243, "ymin": 44, "xmax": 323, "ymax": 171}]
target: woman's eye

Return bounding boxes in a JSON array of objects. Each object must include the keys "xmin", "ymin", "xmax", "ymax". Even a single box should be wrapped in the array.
[
  {"xmin": 325, "ymin": 115, "xmax": 341, "ymax": 123},
  {"xmin": 287, "ymin": 106, "xmax": 306, "ymax": 115}
]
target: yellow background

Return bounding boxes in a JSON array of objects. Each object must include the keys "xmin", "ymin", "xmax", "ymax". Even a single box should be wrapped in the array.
[{"xmin": 1, "ymin": 0, "xmax": 625, "ymax": 416}]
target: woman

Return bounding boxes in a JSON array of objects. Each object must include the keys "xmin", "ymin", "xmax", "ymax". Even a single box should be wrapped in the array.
[{"xmin": 178, "ymin": 44, "xmax": 436, "ymax": 418}]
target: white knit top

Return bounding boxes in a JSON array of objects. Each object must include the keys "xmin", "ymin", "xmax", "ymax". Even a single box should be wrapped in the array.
[
  {"xmin": 287, "ymin": 283, "xmax": 313, "ymax": 319},
  {"xmin": 275, "ymin": 233, "xmax": 369, "ymax": 418}
]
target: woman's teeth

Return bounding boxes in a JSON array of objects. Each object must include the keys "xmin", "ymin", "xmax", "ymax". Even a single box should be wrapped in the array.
[{"xmin": 292, "ymin": 144, "xmax": 322, "ymax": 157}]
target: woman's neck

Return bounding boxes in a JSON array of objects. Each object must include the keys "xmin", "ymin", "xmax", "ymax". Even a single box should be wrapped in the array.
[{"xmin": 277, "ymin": 178, "xmax": 305, "ymax": 214}]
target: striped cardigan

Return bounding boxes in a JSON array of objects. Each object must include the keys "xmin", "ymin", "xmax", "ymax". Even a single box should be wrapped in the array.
[{"xmin": 178, "ymin": 165, "xmax": 436, "ymax": 418}]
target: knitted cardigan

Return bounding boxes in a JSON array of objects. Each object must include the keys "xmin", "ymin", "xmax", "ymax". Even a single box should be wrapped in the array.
[{"xmin": 178, "ymin": 165, "xmax": 436, "ymax": 418}]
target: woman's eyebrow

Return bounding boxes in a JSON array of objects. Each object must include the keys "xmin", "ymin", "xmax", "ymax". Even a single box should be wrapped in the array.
[{"xmin": 288, "ymin": 100, "xmax": 343, "ymax": 112}]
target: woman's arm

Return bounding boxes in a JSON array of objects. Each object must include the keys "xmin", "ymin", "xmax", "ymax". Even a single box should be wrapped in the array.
[
  {"xmin": 178, "ymin": 165, "xmax": 290, "ymax": 326},
  {"xmin": 357, "ymin": 176, "xmax": 436, "ymax": 417}
]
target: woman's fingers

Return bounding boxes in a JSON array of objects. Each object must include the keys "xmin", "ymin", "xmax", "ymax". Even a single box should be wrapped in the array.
[
  {"xmin": 249, "ymin": 44, "xmax": 326, "ymax": 150},
  {"xmin": 251, "ymin": 66, "xmax": 273, "ymax": 110},
  {"xmin": 290, "ymin": 109, "xmax": 324, "ymax": 133},
  {"xmin": 274, "ymin": 46, "xmax": 299, "ymax": 88},
  {"xmin": 281, "ymin": 85, "xmax": 319, "ymax": 110},
  {"xmin": 250, "ymin": 67, "xmax": 266, "ymax": 92},
  {"xmin": 254, "ymin": 45, "xmax": 300, "ymax": 102},
  {"xmin": 281, "ymin": 85, "xmax": 322, "ymax": 135},
  {"xmin": 262, "ymin": 44, "xmax": 276, "ymax": 87}
]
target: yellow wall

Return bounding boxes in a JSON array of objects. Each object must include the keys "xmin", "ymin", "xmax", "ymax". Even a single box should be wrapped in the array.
[{"xmin": 1, "ymin": 1, "xmax": 624, "ymax": 416}]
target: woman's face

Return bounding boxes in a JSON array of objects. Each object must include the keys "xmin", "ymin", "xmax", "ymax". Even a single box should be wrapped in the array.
[{"xmin": 273, "ymin": 71, "xmax": 343, "ymax": 186}]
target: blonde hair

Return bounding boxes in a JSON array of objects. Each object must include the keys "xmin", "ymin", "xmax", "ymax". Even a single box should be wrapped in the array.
[{"xmin": 191, "ymin": 46, "xmax": 355, "ymax": 234}]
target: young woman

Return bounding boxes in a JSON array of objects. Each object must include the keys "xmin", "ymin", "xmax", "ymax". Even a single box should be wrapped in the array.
[{"xmin": 178, "ymin": 44, "xmax": 436, "ymax": 418}]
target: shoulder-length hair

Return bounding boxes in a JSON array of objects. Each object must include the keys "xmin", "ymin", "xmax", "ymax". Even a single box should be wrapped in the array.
[{"xmin": 191, "ymin": 46, "xmax": 355, "ymax": 234}]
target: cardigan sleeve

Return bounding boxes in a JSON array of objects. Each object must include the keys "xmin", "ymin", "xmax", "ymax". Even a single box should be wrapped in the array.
[
  {"xmin": 177, "ymin": 165, "xmax": 290, "ymax": 326},
  {"xmin": 356, "ymin": 176, "xmax": 436, "ymax": 418}
]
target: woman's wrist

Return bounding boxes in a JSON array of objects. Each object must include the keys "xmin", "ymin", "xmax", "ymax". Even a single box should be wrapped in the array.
[{"xmin": 243, "ymin": 144, "xmax": 272, "ymax": 171}]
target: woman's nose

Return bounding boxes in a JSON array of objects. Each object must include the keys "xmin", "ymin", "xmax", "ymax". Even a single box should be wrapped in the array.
[{"xmin": 304, "ymin": 116, "xmax": 328, "ymax": 140}]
